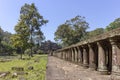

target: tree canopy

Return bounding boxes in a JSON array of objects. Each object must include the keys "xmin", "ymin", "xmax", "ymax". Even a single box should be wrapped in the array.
[
  {"xmin": 83, "ymin": 28, "xmax": 104, "ymax": 40},
  {"xmin": 106, "ymin": 18, "xmax": 120, "ymax": 31},
  {"xmin": 0, "ymin": 27, "xmax": 13, "ymax": 55},
  {"xmin": 54, "ymin": 16, "xmax": 89, "ymax": 47}
]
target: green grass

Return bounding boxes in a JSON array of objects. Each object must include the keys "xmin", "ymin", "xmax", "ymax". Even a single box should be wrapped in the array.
[{"xmin": 0, "ymin": 54, "xmax": 48, "ymax": 80}]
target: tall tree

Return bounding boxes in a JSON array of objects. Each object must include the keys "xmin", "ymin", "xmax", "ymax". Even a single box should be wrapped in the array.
[
  {"xmin": 11, "ymin": 3, "xmax": 48, "ymax": 57},
  {"xmin": 106, "ymin": 18, "xmax": 120, "ymax": 31},
  {"xmin": 55, "ymin": 16, "xmax": 89, "ymax": 47}
]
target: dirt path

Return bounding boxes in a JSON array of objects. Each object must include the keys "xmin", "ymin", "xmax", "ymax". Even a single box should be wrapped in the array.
[{"xmin": 46, "ymin": 56, "xmax": 120, "ymax": 80}]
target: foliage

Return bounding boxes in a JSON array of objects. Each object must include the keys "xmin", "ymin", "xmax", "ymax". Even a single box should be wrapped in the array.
[
  {"xmin": 106, "ymin": 18, "xmax": 120, "ymax": 31},
  {"xmin": 0, "ymin": 27, "xmax": 4, "ymax": 43},
  {"xmin": 1, "ymin": 41, "xmax": 14, "ymax": 55},
  {"xmin": 10, "ymin": 34, "xmax": 24, "ymax": 48},
  {"xmin": 24, "ymin": 49, "xmax": 31, "ymax": 55},
  {"xmin": 83, "ymin": 28, "xmax": 105, "ymax": 40},
  {"xmin": 0, "ymin": 27, "xmax": 13, "ymax": 54},
  {"xmin": 37, "ymin": 50, "xmax": 44, "ymax": 54},
  {"xmin": 54, "ymin": 15, "xmax": 89, "ymax": 47}
]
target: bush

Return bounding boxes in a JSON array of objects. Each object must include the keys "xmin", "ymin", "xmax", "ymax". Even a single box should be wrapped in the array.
[
  {"xmin": 37, "ymin": 50, "xmax": 44, "ymax": 54},
  {"xmin": 24, "ymin": 49, "xmax": 31, "ymax": 55}
]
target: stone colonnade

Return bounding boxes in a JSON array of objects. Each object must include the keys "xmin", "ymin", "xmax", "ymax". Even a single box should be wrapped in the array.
[{"xmin": 53, "ymin": 28, "xmax": 120, "ymax": 75}]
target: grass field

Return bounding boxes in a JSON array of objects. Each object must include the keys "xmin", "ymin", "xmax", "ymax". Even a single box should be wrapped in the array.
[{"xmin": 0, "ymin": 54, "xmax": 48, "ymax": 80}]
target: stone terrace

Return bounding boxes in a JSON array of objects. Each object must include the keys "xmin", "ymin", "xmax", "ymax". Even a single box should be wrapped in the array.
[
  {"xmin": 53, "ymin": 27, "xmax": 120, "ymax": 77},
  {"xmin": 46, "ymin": 56, "xmax": 120, "ymax": 80}
]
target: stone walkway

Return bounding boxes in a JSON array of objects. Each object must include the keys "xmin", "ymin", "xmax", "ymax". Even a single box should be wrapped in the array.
[{"xmin": 46, "ymin": 56, "xmax": 120, "ymax": 80}]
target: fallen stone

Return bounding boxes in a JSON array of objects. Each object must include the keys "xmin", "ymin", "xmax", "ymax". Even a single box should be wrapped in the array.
[
  {"xmin": 15, "ymin": 71, "xmax": 28, "ymax": 75},
  {"xmin": 28, "ymin": 66, "xmax": 34, "ymax": 70},
  {"xmin": 0, "ymin": 59, "xmax": 12, "ymax": 63},
  {"xmin": 12, "ymin": 72, "xmax": 18, "ymax": 78},
  {"xmin": 19, "ymin": 77, "xmax": 26, "ymax": 80},
  {"xmin": 0, "ymin": 71, "xmax": 10, "ymax": 78},
  {"xmin": 12, "ymin": 71, "xmax": 28, "ymax": 78},
  {"xmin": 11, "ymin": 67, "xmax": 24, "ymax": 71},
  {"xmin": 22, "ymin": 58, "xmax": 30, "ymax": 60},
  {"xmin": 34, "ymin": 59, "xmax": 40, "ymax": 62},
  {"xmin": 26, "ymin": 62, "xmax": 33, "ymax": 66}
]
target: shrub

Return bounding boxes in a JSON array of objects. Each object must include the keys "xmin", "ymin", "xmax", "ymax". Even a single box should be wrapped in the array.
[
  {"xmin": 24, "ymin": 49, "xmax": 31, "ymax": 55},
  {"xmin": 37, "ymin": 50, "xmax": 44, "ymax": 54}
]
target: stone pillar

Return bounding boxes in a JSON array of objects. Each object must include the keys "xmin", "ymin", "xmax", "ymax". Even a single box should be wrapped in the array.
[
  {"xmin": 97, "ymin": 42, "xmax": 108, "ymax": 74},
  {"xmin": 66, "ymin": 50, "xmax": 68, "ymax": 60},
  {"xmin": 62, "ymin": 51, "xmax": 64, "ymax": 59},
  {"xmin": 68, "ymin": 49, "xmax": 71, "ymax": 61},
  {"xmin": 61, "ymin": 52, "xmax": 63, "ymax": 59},
  {"xmin": 82, "ymin": 46, "xmax": 89, "ymax": 68},
  {"xmin": 66, "ymin": 50, "xmax": 69, "ymax": 60},
  {"xmin": 110, "ymin": 39, "xmax": 120, "ymax": 75},
  {"xmin": 59, "ymin": 52, "xmax": 61, "ymax": 58},
  {"xmin": 66, "ymin": 50, "xmax": 67, "ymax": 60},
  {"xmin": 88, "ymin": 44, "xmax": 96, "ymax": 70},
  {"xmin": 63, "ymin": 51, "xmax": 65, "ymax": 59},
  {"xmin": 69, "ymin": 49, "xmax": 72, "ymax": 61},
  {"xmin": 74, "ymin": 47, "xmax": 78, "ymax": 63},
  {"xmin": 58, "ymin": 52, "xmax": 60, "ymax": 58},
  {"xmin": 77, "ymin": 47, "xmax": 83, "ymax": 64},
  {"xmin": 65, "ymin": 50, "xmax": 67, "ymax": 60},
  {"xmin": 71, "ymin": 48, "xmax": 75, "ymax": 62},
  {"xmin": 70, "ymin": 49, "xmax": 72, "ymax": 61}
]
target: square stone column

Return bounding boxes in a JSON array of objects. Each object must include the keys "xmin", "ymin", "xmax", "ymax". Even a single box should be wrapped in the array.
[
  {"xmin": 110, "ymin": 38, "xmax": 120, "ymax": 75},
  {"xmin": 82, "ymin": 46, "xmax": 89, "ymax": 68},
  {"xmin": 64, "ymin": 51, "xmax": 66, "ymax": 60},
  {"xmin": 77, "ymin": 47, "xmax": 83, "ymax": 65},
  {"xmin": 74, "ymin": 47, "xmax": 78, "ymax": 63},
  {"xmin": 66, "ymin": 50, "xmax": 69, "ymax": 61},
  {"xmin": 65, "ymin": 50, "xmax": 67, "ymax": 60},
  {"xmin": 61, "ymin": 52, "xmax": 63, "ymax": 59},
  {"xmin": 97, "ymin": 42, "xmax": 108, "ymax": 74},
  {"xmin": 71, "ymin": 48, "xmax": 75, "ymax": 62},
  {"xmin": 88, "ymin": 44, "xmax": 96, "ymax": 70},
  {"xmin": 63, "ymin": 51, "xmax": 65, "ymax": 59},
  {"xmin": 65, "ymin": 50, "xmax": 68, "ymax": 60},
  {"xmin": 69, "ymin": 49, "xmax": 72, "ymax": 61}
]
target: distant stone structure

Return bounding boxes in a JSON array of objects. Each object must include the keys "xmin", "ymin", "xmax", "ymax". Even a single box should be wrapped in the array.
[
  {"xmin": 53, "ymin": 27, "xmax": 120, "ymax": 75},
  {"xmin": 40, "ymin": 40, "xmax": 61, "ymax": 54}
]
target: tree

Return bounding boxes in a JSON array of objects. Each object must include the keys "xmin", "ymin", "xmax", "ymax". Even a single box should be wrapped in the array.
[
  {"xmin": 84, "ymin": 28, "xmax": 104, "ymax": 39},
  {"xmin": 106, "ymin": 18, "xmax": 120, "ymax": 31},
  {"xmin": 54, "ymin": 24, "xmax": 73, "ymax": 46},
  {"xmin": 0, "ymin": 27, "xmax": 13, "ymax": 55},
  {"xmin": 10, "ymin": 34, "xmax": 24, "ymax": 59},
  {"xmin": 0, "ymin": 27, "xmax": 4, "ymax": 42},
  {"xmin": 54, "ymin": 16, "xmax": 89, "ymax": 47},
  {"xmin": 12, "ymin": 3, "xmax": 48, "ymax": 57}
]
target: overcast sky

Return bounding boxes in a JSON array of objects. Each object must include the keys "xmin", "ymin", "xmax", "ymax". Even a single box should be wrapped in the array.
[{"xmin": 0, "ymin": 0, "xmax": 120, "ymax": 41}]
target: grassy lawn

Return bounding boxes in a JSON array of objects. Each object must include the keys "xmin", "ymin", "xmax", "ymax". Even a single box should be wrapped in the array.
[{"xmin": 0, "ymin": 54, "xmax": 48, "ymax": 80}]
